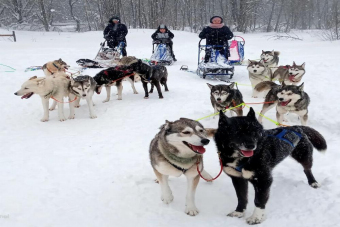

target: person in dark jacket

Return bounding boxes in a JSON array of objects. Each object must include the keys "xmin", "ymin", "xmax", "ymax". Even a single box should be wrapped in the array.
[
  {"xmin": 199, "ymin": 16, "xmax": 233, "ymax": 63},
  {"xmin": 103, "ymin": 16, "xmax": 128, "ymax": 56},
  {"xmin": 151, "ymin": 24, "xmax": 177, "ymax": 61}
]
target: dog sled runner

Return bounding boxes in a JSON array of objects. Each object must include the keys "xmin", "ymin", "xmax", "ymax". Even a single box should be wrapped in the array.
[
  {"xmin": 196, "ymin": 39, "xmax": 234, "ymax": 80},
  {"xmin": 150, "ymin": 39, "xmax": 174, "ymax": 66}
]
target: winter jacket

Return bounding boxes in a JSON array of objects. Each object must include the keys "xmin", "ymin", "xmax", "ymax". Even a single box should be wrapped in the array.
[
  {"xmin": 151, "ymin": 25, "xmax": 174, "ymax": 43},
  {"xmin": 199, "ymin": 22, "xmax": 233, "ymax": 47},
  {"xmin": 103, "ymin": 16, "xmax": 128, "ymax": 46}
]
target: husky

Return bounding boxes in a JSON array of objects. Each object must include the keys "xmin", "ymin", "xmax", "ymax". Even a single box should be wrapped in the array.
[
  {"xmin": 129, "ymin": 59, "xmax": 169, "ymax": 99},
  {"xmin": 150, "ymin": 118, "xmax": 213, "ymax": 216},
  {"xmin": 247, "ymin": 60, "xmax": 271, "ymax": 98},
  {"xmin": 42, "ymin": 59, "xmax": 70, "ymax": 77},
  {"xmin": 93, "ymin": 66, "xmax": 138, "ymax": 102},
  {"xmin": 272, "ymin": 62, "xmax": 306, "ymax": 85},
  {"xmin": 258, "ymin": 82, "xmax": 310, "ymax": 126},
  {"xmin": 213, "ymin": 108, "xmax": 327, "ymax": 224},
  {"xmin": 117, "ymin": 56, "xmax": 138, "ymax": 65},
  {"xmin": 69, "ymin": 76, "xmax": 97, "ymax": 119},
  {"xmin": 207, "ymin": 82, "xmax": 244, "ymax": 116},
  {"xmin": 260, "ymin": 50, "xmax": 280, "ymax": 68},
  {"xmin": 14, "ymin": 75, "xmax": 75, "ymax": 122}
]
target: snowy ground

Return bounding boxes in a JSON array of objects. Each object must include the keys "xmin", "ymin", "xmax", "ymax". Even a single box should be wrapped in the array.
[{"xmin": 0, "ymin": 28, "xmax": 340, "ymax": 227}]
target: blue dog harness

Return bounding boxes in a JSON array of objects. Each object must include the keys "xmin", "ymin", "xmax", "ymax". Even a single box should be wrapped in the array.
[{"xmin": 267, "ymin": 129, "xmax": 302, "ymax": 148}]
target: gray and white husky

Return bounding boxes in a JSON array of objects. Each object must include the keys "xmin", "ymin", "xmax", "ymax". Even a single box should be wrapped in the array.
[
  {"xmin": 247, "ymin": 60, "xmax": 272, "ymax": 98},
  {"xmin": 258, "ymin": 82, "xmax": 310, "ymax": 126},
  {"xmin": 260, "ymin": 50, "xmax": 280, "ymax": 68},
  {"xmin": 70, "ymin": 76, "xmax": 97, "ymax": 119},
  {"xmin": 207, "ymin": 82, "xmax": 244, "ymax": 116},
  {"xmin": 272, "ymin": 62, "xmax": 306, "ymax": 85},
  {"xmin": 14, "ymin": 75, "xmax": 75, "ymax": 122},
  {"xmin": 149, "ymin": 118, "xmax": 213, "ymax": 216}
]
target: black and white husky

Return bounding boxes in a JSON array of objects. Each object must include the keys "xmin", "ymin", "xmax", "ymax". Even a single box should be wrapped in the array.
[
  {"xmin": 258, "ymin": 82, "xmax": 310, "ymax": 126},
  {"xmin": 213, "ymin": 108, "xmax": 327, "ymax": 224},
  {"xmin": 272, "ymin": 62, "xmax": 306, "ymax": 85},
  {"xmin": 260, "ymin": 50, "xmax": 280, "ymax": 68},
  {"xmin": 207, "ymin": 82, "xmax": 244, "ymax": 116},
  {"xmin": 149, "ymin": 118, "xmax": 213, "ymax": 216},
  {"xmin": 70, "ymin": 76, "xmax": 97, "ymax": 119},
  {"xmin": 247, "ymin": 60, "xmax": 271, "ymax": 98}
]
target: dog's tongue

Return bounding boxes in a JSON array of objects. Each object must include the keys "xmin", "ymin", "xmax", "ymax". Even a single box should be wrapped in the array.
[
  {"xmin": 191, "ymin": 145, "xmax": 206, "ymax": 154},
  {"xmin": 21, "ymin": 92, "xmax": 33, "ymax": 99},
  {"xmin": 280, "ymin": 100, "xmax": 290, "ymax": 106},
  {"xmin": 289, "ymin": 75, "xmax": 296, "ymax": 81},
  {"xmin": 241, "ymin": 150, "xmax": 254, "ymax": 157}
]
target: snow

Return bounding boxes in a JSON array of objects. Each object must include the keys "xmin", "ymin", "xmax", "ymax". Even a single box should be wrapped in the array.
[{"xmin": 1, "ymin": 28, "xmax": 340, "ymax": 227}]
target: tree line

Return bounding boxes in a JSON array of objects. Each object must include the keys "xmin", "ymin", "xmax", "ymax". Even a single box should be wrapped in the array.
[{"xmin": 0, "ymin": 0, "xmax": 339, "ymax": 40}]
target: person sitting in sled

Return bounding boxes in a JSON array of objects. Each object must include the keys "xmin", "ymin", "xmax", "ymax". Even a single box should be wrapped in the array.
[
  {"xmin": 151, "ymin": 24, "xmax": 177, "ymax": 61},
  {"xmin": 103, "ymin": 16, "xmax": 128, "ymax": 57},
  {"xmin": 199, "ymin": 16, "xmax": 233, "ymax": 63}
]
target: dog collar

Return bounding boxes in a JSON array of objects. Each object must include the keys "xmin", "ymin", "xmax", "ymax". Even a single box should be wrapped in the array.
[
  {"xmin": 44, "ymin": 90, "xmax": 53, "ymax": 99},
  {"xmin": 166, "ymin": 159, "xmax": 190, "ymax": 174},
  {"xmin": 46, "ymin": 67, "xmax": 55, "ymax": 75},
  {"xmin": 52, "ymin": 62, "xmax": 60, "ymax": 70}
]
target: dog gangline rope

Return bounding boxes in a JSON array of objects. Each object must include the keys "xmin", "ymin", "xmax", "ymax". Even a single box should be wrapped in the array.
[
  {"xmin": 0, "ymin": 63, "xmax": 16, "ymax": 72},
  {"xmin": 51, "ymin": 96, "xmax": 78, "ymax": 103}
]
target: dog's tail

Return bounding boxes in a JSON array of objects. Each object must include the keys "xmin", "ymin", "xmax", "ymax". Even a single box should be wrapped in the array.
[
  {"xmin": 300, "ymin": 126, "xmax": 327, "ymax": 152},
  {"xmin": 254, "ymin": 81, "xmax": 278, "ymax": 92},
  {"xmin": 274, "ymin": 51, "xmax": 280, "ymax": 56}
]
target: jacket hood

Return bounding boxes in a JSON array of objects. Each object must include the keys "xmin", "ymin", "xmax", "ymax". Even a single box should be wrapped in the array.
[
  {"xmin": 156, "ymin": 24, "xmax": 169, "ymax": 32},
  {"xmin": 109, "ymin": 16, "xmax": 121, "ymax": 24},
  {"xmin": 210, "ymin": 16, "xmax": 223, "ymax": 23}
]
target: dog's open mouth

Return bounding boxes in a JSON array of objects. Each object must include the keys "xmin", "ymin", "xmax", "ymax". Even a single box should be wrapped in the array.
[
  {"xmin": 279, "ymin": 99, "xmax": 291, "ymax": 106},
  {"xmin": 263, "ymin": 58, "xmax": 268, "ymax": 62},
  {"xmin": 183, "ymin": 141, "xmax": 206, "ymax": 154},
  {"xmin": 289, "ymin": 74, "xmax": 298, "ymax": 82},
  {"xmin": 240, "ymin": 150, "xmax": 254, "ymax": 157},
  {"xmin": 21, "ymin": 92, "xmax": 34, "ymax": 99}
]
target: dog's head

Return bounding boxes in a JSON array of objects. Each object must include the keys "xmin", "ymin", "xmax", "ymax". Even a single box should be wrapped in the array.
[
  {"xmin": 277, "ymin": 82, "xmax": 304, "ymax": 107},
  {"xmin": 260, "ymin": 50, "xmax": 277, "ymax": 63},
  {"xmin": 216, "ymin": 108, "xmax": 263, "ymax": 158},
  {"xmin": 14, "ymin": 76, "xmax": 46, "ymax": 98},
  {"xmin": 288, "ymin": 62, "xmax": 305, "ymax": 81},
  {"xmin": 70, "ymin": 76, "xmax": 95, "ymax": 98},
  {"xmin": 161, "ymin": 118, "xmax": 210, "ymax": 157},
  {"xmin": 117, "ymin": 56, "xmax": 138, "ymax": 66},
  {"xmin": 207, "ymin": 83, "xmax": 235, "ymax": 104},
  {"xmin": 54, "ymin": 58, "xmax": 70, "ymax": 70},
  {"xmin": 129, "ymin": 59, "xmax": 146, "ymax": 73},
  {"xmin": 247, "ymin": 59, "xmax": 267, "ymax": 75}
]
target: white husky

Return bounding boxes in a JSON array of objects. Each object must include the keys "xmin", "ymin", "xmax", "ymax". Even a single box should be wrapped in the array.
[{"xmin": 14, "ymin": 74, "xmax": 76, "ymax": 122}]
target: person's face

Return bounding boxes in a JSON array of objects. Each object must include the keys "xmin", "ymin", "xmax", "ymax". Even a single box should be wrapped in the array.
[
  {"xmin": 160, "ymin": 28, "xmax": 166, "ymax": 33},
  {"xmin": 112, "ymin": 19, "xmax": 119, "ymax": 24},
  {"xmin": 212, "ymin": 18, "xmax": 222, "ymax": 24}
]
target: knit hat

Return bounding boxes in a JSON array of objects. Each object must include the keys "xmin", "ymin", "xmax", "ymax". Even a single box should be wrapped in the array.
[
  {"xmin": 159, "ymin": 24, "xmax": 166, "ymax": 29},
  {"xmin": 210, "ymin": 16, "xmax": 223, "ymax": 23}
]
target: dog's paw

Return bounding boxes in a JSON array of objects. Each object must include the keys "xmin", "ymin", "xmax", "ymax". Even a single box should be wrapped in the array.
[
  {"xmin": 159, "ymin": 96, "xmax": 164, "ymax": 99},
  {"xmin": 227, "ymin": 211, "xmax": 245, "ymax": 218},
  {"xmin": 144, "ymin": 96, "xmax": 149, "ymax": 99},
  {"xmin": 154, "ymin": 179, "xmax": 159, "ymax": 184},
  {"xmin": 59, "ymin": 117, "xmax": 67, "ymax": 122},
  {"xmin": 242, "ymin": 169, "xmax": 254, "ymax": 179},
  {"xmin": 117, "ymin": 97, "xmax": 122, "ymax": 100},
  {"xmin": 68, "ymin": 115, "xmax": 75, "ymax": 120},
  {"xmin": 310, "ymin": 182, "xmax": 320, "ymax": 188},
  {"xmin": 252, "ymin": 96, "xmax": 258, "ymax": 98},
  {"xmin": 161, "ymin": 193, "xmax": 174, "ymax": 204},
  {"xmin": 74, "ymin": 105, "xmax": 80, "ymax": 108},
  {"xmin": 134, "ymin": 91, "xmax": 138, "ymax": 94},
  {"xmin": 40, "ymin": 118, "xmax": 49, "ymax": 122},
  {"xmin": 246, "ymin": 208, "xmax": 265, "ymax": 225},
  {"xmin": 49, "ymin": 107, "xmax": 55, "ymax": 111},
  {"xmin": 102, "ymin": 99, "xmax": 110, "ymax": 103},
  {"xmin": 149, "ymin": 90, "xmax": 153, "ymax": 93},
  {"xmin": 185, "ymin": 206, "xmax": 199, "ymax": 216},
  {"xmin": 90, "ymin": 114, "xmax": 97, "ymax": 119}
]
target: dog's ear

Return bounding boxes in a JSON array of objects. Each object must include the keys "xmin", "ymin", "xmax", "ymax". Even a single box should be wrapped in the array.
[
  {"xmin": 228, "ymin": 82, "xmax": 235, "ymax": 89},
  {"xmin": 29, "ymin": 76, "xmax": 37, "ymax": 80},
  {"xmin": 293, "ymin": 61, "xmax": 296, "ymax": 66},
  {"xmin": 160, "ymin": 120, "xmax": 172, "ymax": 131},
  {"xmin": 247, "ymin": 107, "xmax": 256, "ymax": 120},
  {"xmin": 248, "ymin": 59, "xmax": 253, "ymax": 64},
  {"xmin": 271, "ymin": 50, "xmax": 275, "ymax": 55},
  {"xmin": 69, "ymin": 76, "xmax": 75, "ymax": 84},
  {"xmin": 37, "ymin": 78, "xmax": 45, "ymax": 86},
  {"xmin": 281, "ymin": 81, "xmax": 287, "ymax": 87},
  {"xmin": 259, "ymin": 59, "xmax": 264, "ymax": 64},
  {"xmin": 301, "ymin": 62, "xmax": 305, "ymax": 69},
  {"xmin": 262, "ymin": 50, "xmax": 265, "ymax": 54},
  {"xmin": 298, "ymin": 82, "xmax": 304, "ymax": 92},
  {"xmin": 207, "ymin": 83, "xmax": 213, "ymax": 90},
  {"xmin": 218, "ymin": 110, "xmax": 229, "ymax": 125}
]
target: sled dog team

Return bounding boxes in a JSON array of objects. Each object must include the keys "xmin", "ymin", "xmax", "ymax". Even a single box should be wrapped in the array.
[
  {"xmin": 14, "ymin": 49, "xmax": 326, "ymax": 225},
  {"xmin": 149, "ymin": 50, "xmax": 325, "ymax": 225}
]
